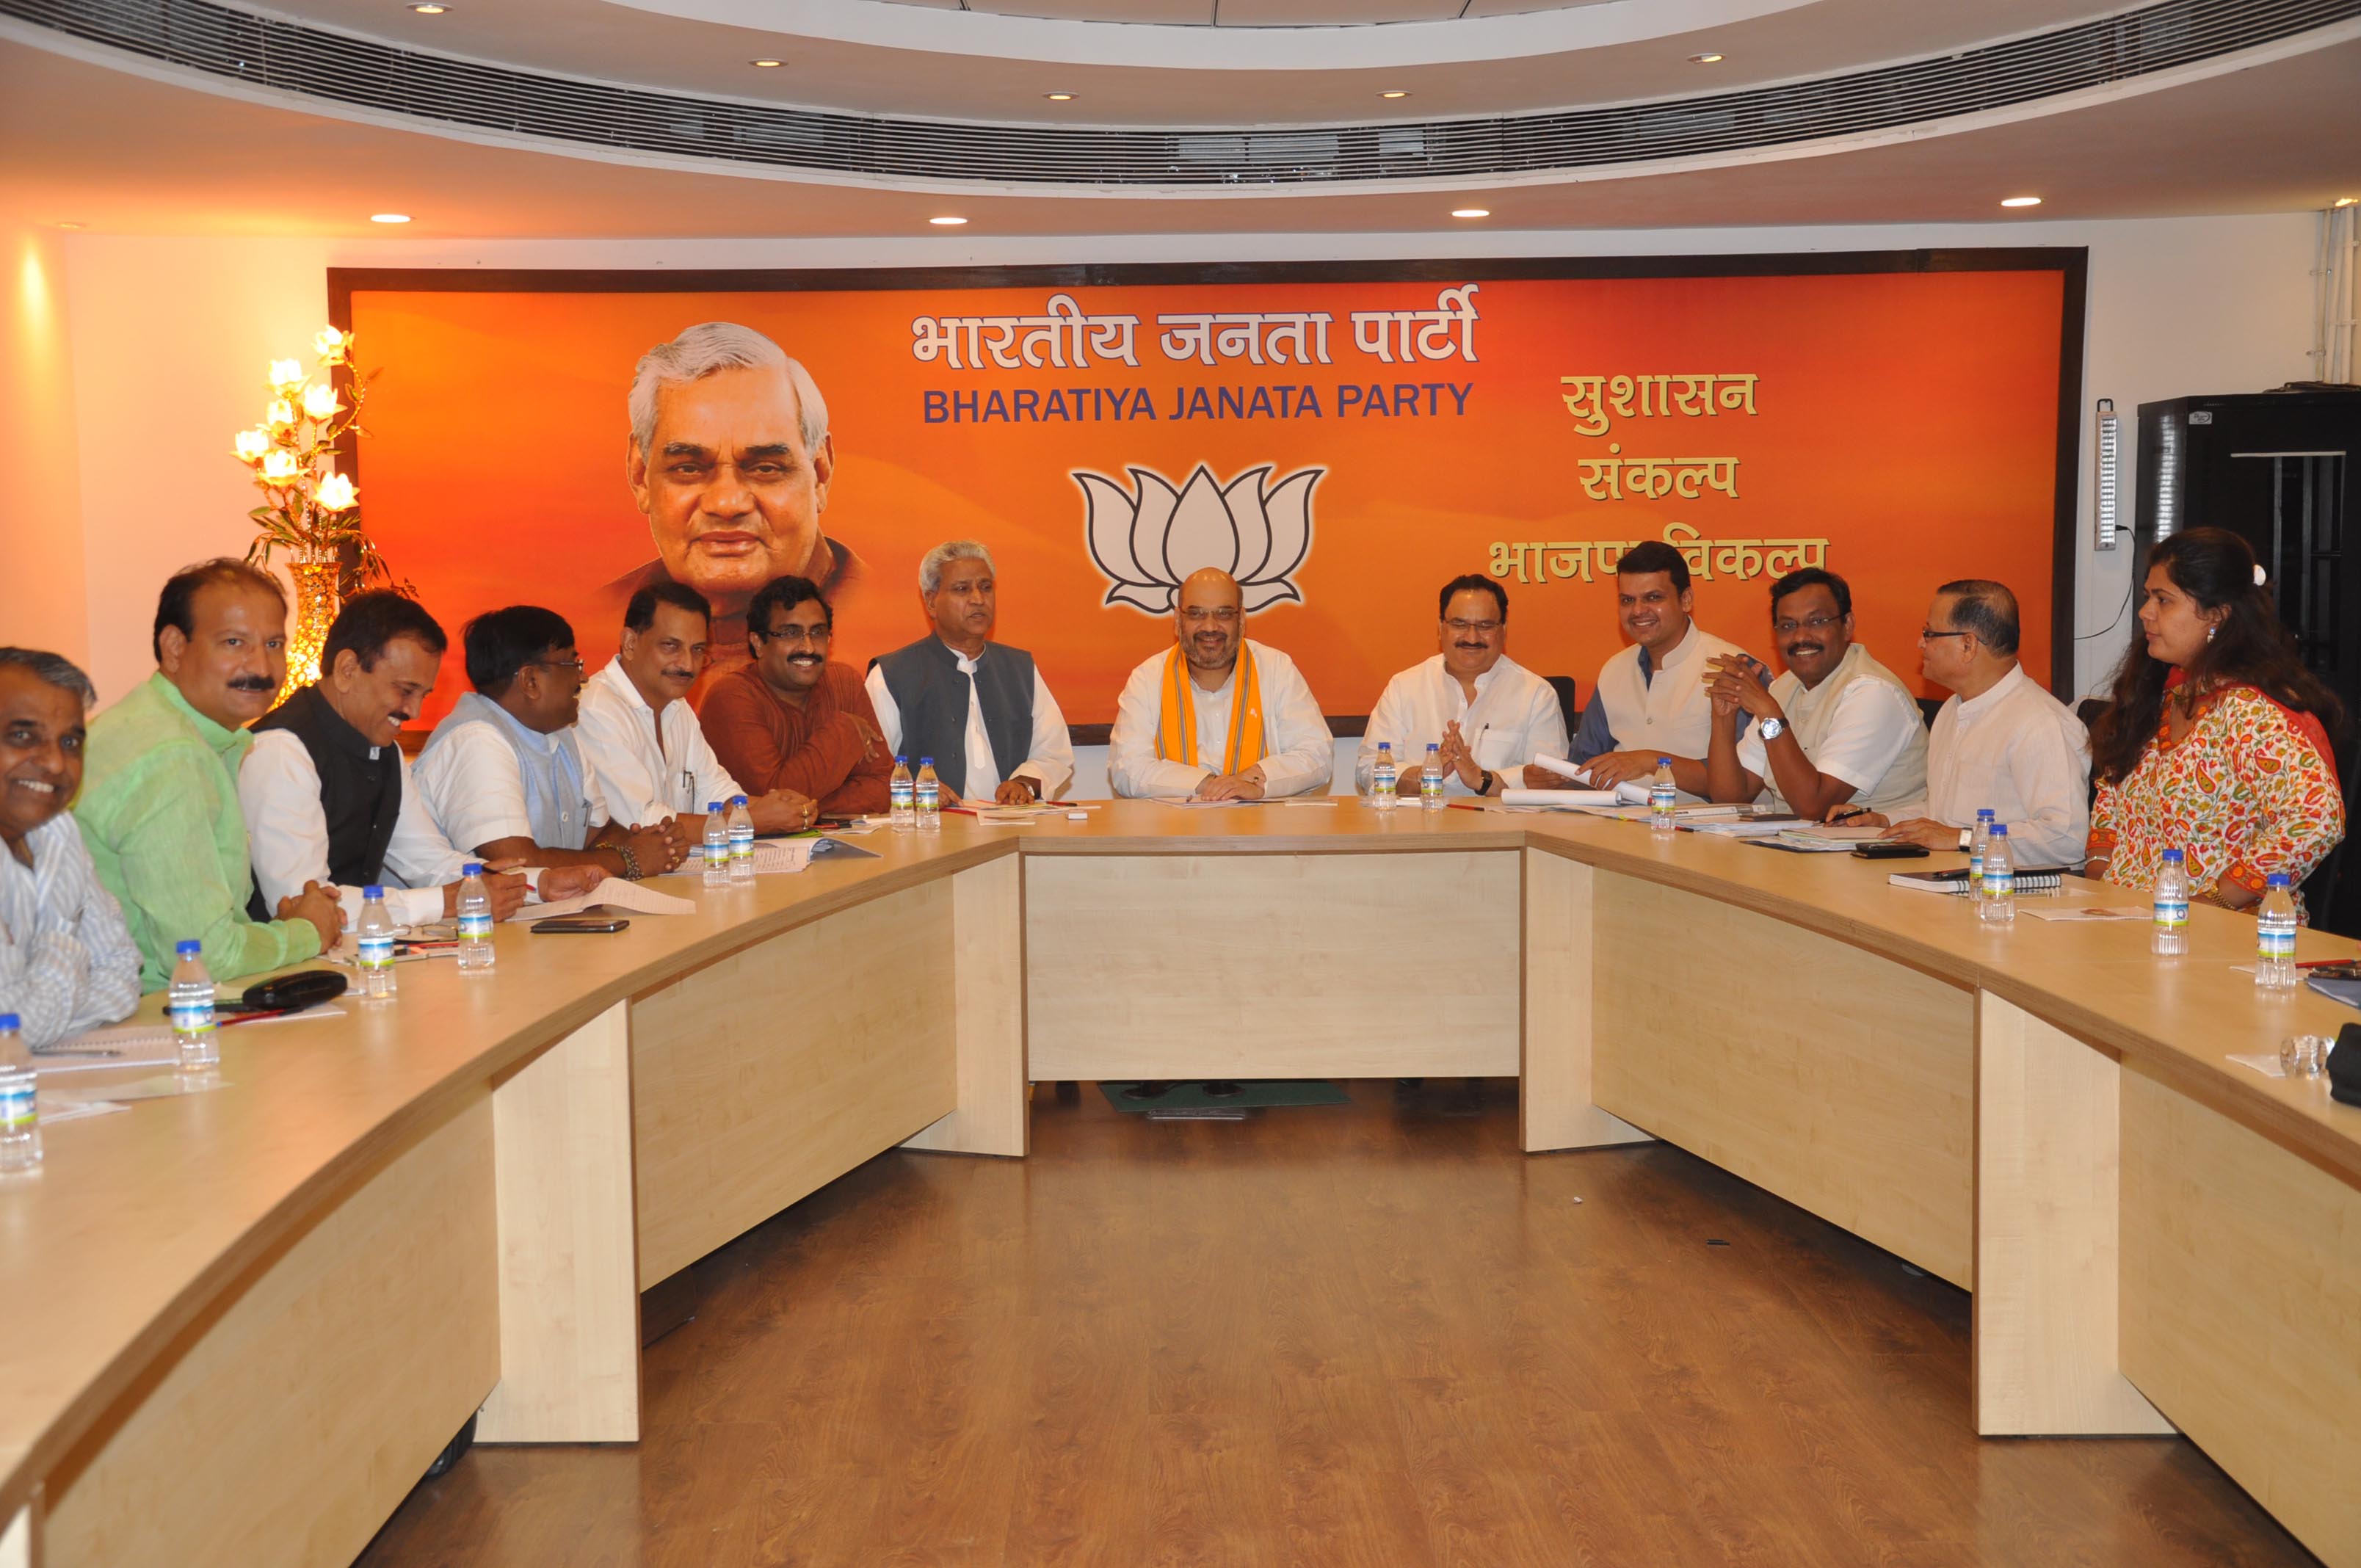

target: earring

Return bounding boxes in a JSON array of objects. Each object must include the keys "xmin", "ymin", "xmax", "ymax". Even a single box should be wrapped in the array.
[{"xmin": 2205, "ymin": 625, "xmax": 2217, "ymax": 642}]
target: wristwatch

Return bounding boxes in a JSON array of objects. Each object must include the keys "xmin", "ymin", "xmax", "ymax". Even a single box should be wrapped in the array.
[
  {"xmin": 1758, "ymin": 716, "xmax": 1787, "ymax": 741},
  {"xmin": 1958, "ymin": 827, "xmax": 1973, "ymax": 852},
  {"xmin": 1477, "ymin": 769, "xmax": 1496, "ymax": 796}
]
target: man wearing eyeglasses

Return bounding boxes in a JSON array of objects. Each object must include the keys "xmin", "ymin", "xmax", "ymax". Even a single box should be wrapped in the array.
[
  {"xmin": 413, "ymin": 606, "xmax": 690, "ymax": 882},
  {"xmin": 1842, "ymin": 580, "xmax": 2089, "ymax": 865},
  {"xmin": 1355, "ymin": 574, "xmax": 1566, "ymax": 797},
  {"xmin": 702, "ymin": 575, "xmax": 893, "ymax": 816},
  {"xmin": 868, "ymin": 542, "xmax": 1074, "ymax": 806},
  {"xmin": 1703, "ymin": 567, "xmax": 1929, "ymax": 819},
  {"xmin": 1109, "ymin": 567, "xmax": 1332, "ymax": 799}
]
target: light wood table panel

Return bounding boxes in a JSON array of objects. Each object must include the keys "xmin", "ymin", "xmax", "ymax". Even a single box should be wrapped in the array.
[
  {"xmin": 1520, "ymin": 848, "xmax": 1650, "ymax": 1154},
  {"xmin": 42, "ymin": 1099, "xmax": 499, "ymax": 1568},
  {"xmin": 1024, "ymin": 850, "xmax": 1520, "ymax": 1082},
  {"xmin": 1589, "ymin": 867, "xmax": 1977, "ymax": 1286},
  {"xmin": 631, "ymin": 877, "xmax": 962, "ymax": 1288},
  {"xmin": 2122, "ymin": 1063, "xmax": 2361, "ymax": 1568}
]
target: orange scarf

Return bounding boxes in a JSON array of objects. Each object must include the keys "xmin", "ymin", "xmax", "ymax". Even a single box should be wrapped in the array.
[{"xmin": 1156, "ymin": 642, "xmax": 1266, "ymax": 775}]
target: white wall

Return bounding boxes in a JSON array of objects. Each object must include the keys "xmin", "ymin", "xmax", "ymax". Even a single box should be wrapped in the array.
[
  {"xmin": 0, "ymin": 219, "xmax": 90, "ymax": 666},
  {"xmin": 7, "ymin": 213, "xmax": 2319, "ymax": 727}
]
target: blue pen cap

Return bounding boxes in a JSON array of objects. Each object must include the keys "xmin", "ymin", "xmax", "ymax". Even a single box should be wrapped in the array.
[{"xmin": 176, "ymin": 939, "xmax": 202, "ymax": 956}]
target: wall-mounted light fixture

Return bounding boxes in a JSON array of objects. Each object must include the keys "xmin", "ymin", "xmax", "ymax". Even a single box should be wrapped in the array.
[{"xmin": 2093, "ymin": 398, "xmax": 2122, "ymax": 550}]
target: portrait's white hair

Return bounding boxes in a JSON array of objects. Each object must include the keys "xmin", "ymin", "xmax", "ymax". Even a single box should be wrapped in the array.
[
  {"xmin": 919, "ymin": 540, "xmax": 995, "ymax": 595},
  {"xmin": 628, "ymin": 322, "xmax": 830, "ymax": 455}
]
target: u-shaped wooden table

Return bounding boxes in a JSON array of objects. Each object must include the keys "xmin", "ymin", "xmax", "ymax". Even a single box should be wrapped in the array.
[{"xmin": 3, "ymin": 802, "xmax": 2355, "ymax": 1567}]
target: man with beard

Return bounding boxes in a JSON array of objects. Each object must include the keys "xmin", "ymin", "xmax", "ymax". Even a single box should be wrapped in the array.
[
  {"xmin": 0, "ymin": 647, "xmax": 140, "ymax": 1044},
  {"xmin": 576, "ymin": 581, "xmax": 818, "ymax": 841},
  {"xmin": 1108, "ymin": 567, "xmax": 1332, "ymax": 799},
  {"xmin": 700, "ymin": 575, "xmax": 893, "ymax": 816},
  {"xmin": 75, "ymin": 559, "xmax": 344, "ymax": 987},
  {"xmin": 239, "ymin": 591, "xmax": 597, "ymax": 931},
  {"xmin": 1356, "ymin": 574, "xmax": 1566, "ymax": 797},
  {"xmin": 1570, "ymin": 540, "xmax": 1769, "ymax": 799},
  {"xmin": 1704, "ymin": 567, "xmax": 1929, "ymax": 819},
  {"xmin": 868, "ymin": 542, "xmax": 1074, "ymax": 805},
  {"xmin": 608, "ymin": 322, "xmax": 866, "ymax": 704}
]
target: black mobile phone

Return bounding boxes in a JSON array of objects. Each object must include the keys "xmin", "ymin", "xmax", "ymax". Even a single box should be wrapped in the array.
[
  {"xmin": 1852, "ymin": 841, "xmax": 1931, "ymax": 860},
  {"xmin": 531, "ymin": 916, "xmax": 630, "ymax": 934}
]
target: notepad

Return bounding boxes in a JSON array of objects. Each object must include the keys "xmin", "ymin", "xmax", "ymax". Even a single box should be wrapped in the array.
[{"xmin": 1888, "ymin": 867, "xmax": 2069, "ymax": 895}]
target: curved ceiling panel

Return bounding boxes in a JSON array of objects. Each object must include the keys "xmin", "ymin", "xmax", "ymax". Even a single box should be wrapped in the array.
[{"xmin": 3, "ymin": 0, "xmax": 2354, "ymax": 191}]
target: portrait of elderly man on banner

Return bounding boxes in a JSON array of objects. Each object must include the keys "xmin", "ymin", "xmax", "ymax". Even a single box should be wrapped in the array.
[{"xmin": 603, "ymin": 321, "xmax": 871, "ymax": 706}]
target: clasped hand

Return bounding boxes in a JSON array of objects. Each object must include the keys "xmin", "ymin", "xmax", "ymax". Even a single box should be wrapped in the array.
[
  {"xmin": 1195, "ymin": 767, "xmax": 1267, "ymax": 801},
  {"xmin": 1703, "ymin": 653, "xmax": 1779, "ymax": 722}
]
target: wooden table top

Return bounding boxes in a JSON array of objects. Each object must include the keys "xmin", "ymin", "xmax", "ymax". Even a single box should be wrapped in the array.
[{"xmin": 4, "ymin": 800, "xmax": 2354, "ymax": 1524}]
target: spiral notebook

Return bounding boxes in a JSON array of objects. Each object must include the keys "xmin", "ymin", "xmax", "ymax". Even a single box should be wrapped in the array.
[{"xmin": 1887, "ymin": 867, "xmax": 2069, "ymax": 896}]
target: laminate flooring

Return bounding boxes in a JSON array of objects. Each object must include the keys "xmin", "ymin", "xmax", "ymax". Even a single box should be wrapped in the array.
[{"xmin": 356, "ymin": 1081, "xmax": 2318, "ymax": 1567}]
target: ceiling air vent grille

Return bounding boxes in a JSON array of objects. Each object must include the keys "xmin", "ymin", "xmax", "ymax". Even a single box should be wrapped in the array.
[{"xmin": 5, "ymin": 0, "xmax": 2356, "ymax": 186}]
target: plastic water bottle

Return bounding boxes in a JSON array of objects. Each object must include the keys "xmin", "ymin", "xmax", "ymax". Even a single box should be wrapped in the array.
[
  {"xmin": 1421, "ymin": 744, "xmax": 1446, "ymax": 810},
  {"xmin": 2150, "ymin": 848, "xmax": 2189, "ymax": 958},
  {"xmin": 915, "ymin": 758, "xmax": 942, "ymax": 834},
  {"xmin": 168, "ymin": 940, "xmax": 218, "ymax": 1070},
  {"xmin": 1968, "ymin": 809, "xmax": 1995, "ymax": 888},
  {"xmin": 357, "ymin": 886, "xmax": 398, "ymax": 999},
  {"xmin": 703, "ymin": 802, "xmax": 730, "ymax": 888},
  {"xmin": 1369, "ymin": 743, "xmax": 1397, "ymax": 811},
  {"xmin": 1649, "ymin": 756, "xmax": 1678, "ymax": 836},
  {"xmin": 1979, "ymin": 824, "xmax": 2015, "ymax": 925},
  {"xmin": 2255, "ymin": 873, "xmax": 2299, "ymax": 990},
  {"xmin": 889, "ymin": 755, "xmax": 915, "ymax": 832},
  {"xmin": 0, "ymin": 1013, "xmax": 39, "ymax": 1172},
  {"xmin": 457, "ymin": 861, "xmax": 496, "ymax": 972},
  {"xmin": 728, "ymin": 795, "xmax": 756, "ymax": 882}
]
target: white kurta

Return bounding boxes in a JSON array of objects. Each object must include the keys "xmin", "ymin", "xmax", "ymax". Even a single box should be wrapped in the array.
[
  {"xmin": 412, "ymin": 719, "xmax": 612, "ymax": 857},
  {"xmin": 1896, "ymin": 664, "xmax": 2092, "ymax": 868},
  {"xmin": 1107, "ymin": 639, "xmax": 1333, "ymax": 799},
  {"xmin": 576, "ymin": 659, "xmax": 743, "ymax": 823},
  {"xmin": 863, "ymin": 643, "xmax": 1076, "ymax": 800},
  {"xmin": 240, "ymin": 728, "xmax": 474, "ymax": 928},
  {"xmin": 1354, "ymin": 653, "xmax": 1567, "ymax": 795},
  {"xmin": 1735, "ymin": 647, "xmax": 1929, "ymax": 814}
]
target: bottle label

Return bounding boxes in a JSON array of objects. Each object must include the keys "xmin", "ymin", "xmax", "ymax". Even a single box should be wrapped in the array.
[
  {"xmin": 917, "ymin": 783, "xmax": 939, "ymax": 808},
  {"xmin": 168, "ymin": 999, "xmax": 215, "ymax": 1035},
  {"xmin": 2258, "ymin": 926, "xmax": 2297, "ymax": 959},
  {"xmin": 1983, "ymin": 871, "xmax": 2013, "ymax": 900},
  {"xmin": 358, "ymin": 935, "xmax": 395, "ymax": 969},
  {"xmin": 2151, "ymin": 897, "xmax": 2187, "ymax": 930},
  {"xmin": 730, "ymin": 828, "xmax": 755, "ymax": 858},
  {"xmin": 0, "ymin": 1078, "xmax": 36, "ymax": 1132},
  {"xmin": 458, "ymin": 911, "xmax": 493, "ymax": 940}
]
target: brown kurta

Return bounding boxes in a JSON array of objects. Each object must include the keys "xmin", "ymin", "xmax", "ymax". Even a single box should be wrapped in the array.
[{"xmin": 699, "ymin": 661, "xmax": 893, "ymax": 816}]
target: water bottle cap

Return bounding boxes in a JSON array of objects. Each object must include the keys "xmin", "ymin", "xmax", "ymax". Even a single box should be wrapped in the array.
[
  {"xmin": 707, "ymin": 801, "xmax": 723, "ymax": 813},
  {"xmin": 1657, "ymin": 756, "xmax": 1671, "ymax": 766},
  {"xmin": 2161, "ymin": 848, "xmax": 2183, "ymax": 862},
  {"xmin": 176, "ymin": 939, "xmax": 202, "ymax": 956},
  {"xmin": 1377, "ymin": 742, "xmax": 1390, "ymax": 752},
  {"xmin": 895, "ymin": 754, "xmax": 907, "ymax": 764},
  {"xmin": 2267, "ymin": 872, "xmax": 2291, "ymax": 888},
  {"xmin": 1426, "ymin": 743, "xmax": 1440, "ymax": 752},
  {"xmin": 732, "ymin": 794, "xmax": 749, "ymax": 805},
  {"xmin": 463, "ymin": 862, "xmax": 483, "ymax": 876},
  {"xmin": 363, "ymin": 885, "xmax": 385, "ymax": 899},
  {"xmin": 0, "ymin": 1014, "xmax": 17, "ymax": 1031},
  {"xmin": 1989, "ymin": 824, "xmax": 2007, "ymax": 835},
  {"xmin": 919, "ymin": 756, "xmax": 934, "ymax": 766},
  {"xmin": 1977, "ymin": 808, "xmax": 1995, "ymax": 820}
]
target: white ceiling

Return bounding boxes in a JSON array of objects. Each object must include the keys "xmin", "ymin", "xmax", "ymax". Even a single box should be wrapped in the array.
[{"xmin": 4, "ymin": 29, "xmax": 2357, "ymax": 239}]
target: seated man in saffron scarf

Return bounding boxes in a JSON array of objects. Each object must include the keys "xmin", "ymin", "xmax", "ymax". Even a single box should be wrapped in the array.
[{"xmin": 1107, "ymin": 567, "xmax": 1332, "ymax": 800}]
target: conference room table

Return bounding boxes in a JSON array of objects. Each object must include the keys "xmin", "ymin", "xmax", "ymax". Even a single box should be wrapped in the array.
[{"xmin": 2, "ymin": 802, "xmax": 2356, "ymax": 1568}]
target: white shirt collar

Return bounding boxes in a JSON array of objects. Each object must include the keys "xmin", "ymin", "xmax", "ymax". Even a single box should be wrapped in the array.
[{"xmin": 1955, "ymin": 661, "xmax": 2028, "ymax": 722}]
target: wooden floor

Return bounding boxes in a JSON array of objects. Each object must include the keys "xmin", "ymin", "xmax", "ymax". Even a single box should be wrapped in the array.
[{"xmin": 356, "ymin": 1081, "xmax": 2316, "ymax": 1568}]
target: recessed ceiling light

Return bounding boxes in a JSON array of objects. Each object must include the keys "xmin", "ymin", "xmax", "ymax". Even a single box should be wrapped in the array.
[
  {"xmin": 929, "ymin": 216, "xmax": 968, "ymax": 226},
  {"xmin": 750, "ymin": 58, "xmax": 783, "ymax": 68},
  {"xmin": 56, "ymin": 221, "xmax": 84, "ymax": 230},
  {"xmin": 1451, "ymin": 208, "xmax": 1490, "ymax": 219},
  {"xmin": 370, "ymin": 213, "xmax": 413, "ymax": 224},
  {"xmin": 1044, "ymin": 92, "xmax": 1076, "ymax": 101},
  {"xmin": 408, "ymin": 3, "xmax": 446, "ymax": 12},
  {"xmin": 1379, "ymin": 90, "xmax": 1409, "ymax": 99},
  {"xmin": 1688, "ymin": 52, "xmax": 1724, "ymax": 63},
  {"xmin": 2336, "ymin": 195, "xmax": 2359, "ymax": 208},
  {"xmin": 2000, "ymin": 195, "xmax": 2042, "ymax": 208}
]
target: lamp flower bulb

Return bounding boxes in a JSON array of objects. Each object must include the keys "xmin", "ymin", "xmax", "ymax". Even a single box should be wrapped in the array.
[
  {"xmin": 265, "ymin": 398, "xmax": 298, "ymax": 429},
  {"xmin": 301, "ymin": 382, "xmax": 341, "ymax": 421},
  {"xmin": 233, "ymin": 428, "xmax": 271, "ymax": 463},
  {"xmin": 268, "ymin": 357, "xmax": 306, "ymax": 390},
  {"xmin": 316, "ymin": 471, "xmax": 359, "ymax": 512},
  {"xmin": 312, "ymin": 326, "xmax": 349, "ymax": 363},
  {"xmin": 261, "ymin": 449, "xmax": 300, "ymax": 482}
]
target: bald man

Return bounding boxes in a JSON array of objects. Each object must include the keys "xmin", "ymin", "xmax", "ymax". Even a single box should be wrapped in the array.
[{"xmin": 1107, "ymin": 568, "xmax": 1332, "ymax": 799}]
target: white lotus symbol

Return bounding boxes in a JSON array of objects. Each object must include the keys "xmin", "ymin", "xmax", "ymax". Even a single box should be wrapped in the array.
[{"xmin": 1077, "ymin": 462, "xmax": 1320, "ymax": 614}]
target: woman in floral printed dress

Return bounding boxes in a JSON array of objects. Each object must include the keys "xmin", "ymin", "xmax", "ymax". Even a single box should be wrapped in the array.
[{"xmin": 2086, "ymin": 528, "xmax": 2345, "ymax": 914}]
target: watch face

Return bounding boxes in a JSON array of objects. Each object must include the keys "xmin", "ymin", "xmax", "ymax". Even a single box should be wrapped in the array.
[{"xmin": 1760, "ymin": 717, "xmax": 1785, "ymax": 740}]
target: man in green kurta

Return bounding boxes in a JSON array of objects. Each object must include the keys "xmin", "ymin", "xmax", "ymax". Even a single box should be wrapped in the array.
[{"xmin": 76, "ymin": 559, "xmax": 345, "ymax": 989}]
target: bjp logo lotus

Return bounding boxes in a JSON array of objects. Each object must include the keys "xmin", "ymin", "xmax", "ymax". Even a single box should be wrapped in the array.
[{"xmin": 1077, "ymin": 462, "xmax": 1320, "ymax": 613}]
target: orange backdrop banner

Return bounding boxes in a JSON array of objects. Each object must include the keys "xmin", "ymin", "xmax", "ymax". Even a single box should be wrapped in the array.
[{"xmin": 338, "ymin": 255, "xmax": 2080, "ymax": 730}]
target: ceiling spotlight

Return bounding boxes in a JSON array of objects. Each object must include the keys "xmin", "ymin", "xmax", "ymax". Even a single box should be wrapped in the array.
[
  {"xmin": 929, "ymin": 216, "xmax": 968, "ymax": 226},
  {"xmin": 1379, "ymin": 90, "xmax": 1409, "ymax": 99},
  {"xmin": 56, "ymin": 221, "xmax": 84, "ymax": 230},
  {"xmin": 1451, "ymin": 208, "xmax": 1490, "ymax": 219},
  {"xmin": 370, "ymin": 213, "xmax": 413, "ymax": 224},
  {"xmin": 2000, "ymin": 195, "xmax": 2042, "ymax": 208},
  {"xmin": 1688, "ymin": 52, "xmax": 1724, "ymax": 63},
  {"xmin": 2336, "ymin": 195, "xmax": 2359, "ymax": 208},
  {"xmin": 408, "ymin": 3, "xmax": 446, "ymax": 12},
  {"xmin": 1044, "ymin": 92, "xmax": 1076, "ymax": 101},
  {"xmin": 750, "ymin": 58, "xmax": 783, "ymax": 68}
]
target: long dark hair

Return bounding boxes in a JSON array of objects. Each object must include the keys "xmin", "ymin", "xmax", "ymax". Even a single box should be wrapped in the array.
[{"xmin": 2089, "ymin": 528, "xmax": 2345, "ymax": 785}]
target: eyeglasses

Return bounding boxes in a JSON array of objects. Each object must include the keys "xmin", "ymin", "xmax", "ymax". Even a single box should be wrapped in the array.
[
  {"xmin": 1918, "ymin": 628, "xmax": 1972, "ymax": 645},
  {"xmin": 528, "ymin": 656, "xmax": 586, "ymax": 677},
  {"xmin": 1444, "ymin": 619, "xmax": 1503, "ymax": 635},
  {"xmin": 759, "ymin": 623, "xmax": 833, "ymax": 645},
  {"xmin": 1771, "ymin": 614, "xmax": 1844, "ymax": 637},
  {"xmin": 1180, "ymin": 607, "xmax": 1240, "ymax": 626}
]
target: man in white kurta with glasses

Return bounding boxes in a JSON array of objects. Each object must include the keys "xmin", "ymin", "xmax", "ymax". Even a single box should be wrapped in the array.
[{"xmin": 1357, "ymin": 573, "xmax": 1566, "ymax": 798}]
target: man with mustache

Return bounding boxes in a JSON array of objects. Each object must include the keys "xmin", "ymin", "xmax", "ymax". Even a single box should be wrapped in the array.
[
  {"xmin": 1704, "ymin": 567, "xmax": 1929, "ymax": 819},
  {"xmin": 1108, "ymin": 567, "xmax": 1332, "ymax": 800},
  {"xmin": 868, "ymin": 542, "xmax": 1074, "ymax": 805},
  {"xmin": 75, "ymin": 559, "xmax": 344, "ymax": 987},
  {"xmin": 609, "ymin": 322, "xmax": 867, "ymax": 705},
  {"xmin": 238, "ymin": 592, "xmax": 598, "ymax": 932},
  {"xmin": 576, "ymin": 581, "xmax": 819, "ymax": 843},
  {"xmin": 1570, "ymin": 541, "xmax": 1769, "ymax": 798},
  {"xmin": 0, "ymin": 647, "xmax": 140, "ymax": 1045},
  {"xmin": 1356, "ymin": 574, "xmax": 1567, "ymax": 797},
  {"xmin": 413, "ymin": 606, "xmax": 689, "ymax": 882},
  {"xmin": 700, "ymin": 575, "xmax": 893, "ymax": 816}
]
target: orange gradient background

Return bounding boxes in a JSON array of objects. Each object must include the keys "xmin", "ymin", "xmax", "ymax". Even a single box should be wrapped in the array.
[{"xmin": 346, "ymin": 264, "xmax": 2070, "ymax": 727}]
